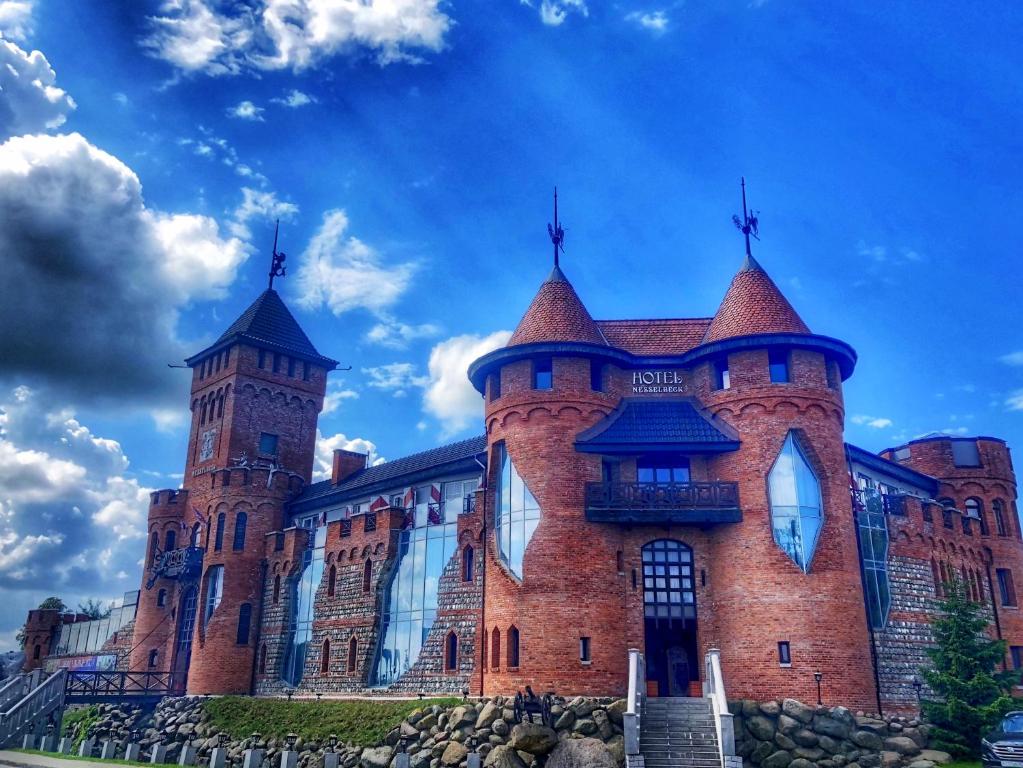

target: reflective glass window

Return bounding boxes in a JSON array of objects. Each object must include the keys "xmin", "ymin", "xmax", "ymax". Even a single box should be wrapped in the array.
[
  {"xmin": 768, "ymin": 349, "xmax": 790, "ymax": 383},
  {"xmin": 857, "ymin": 501, "xmax": 891, "ymax": 628},
  {"xmin": 282, "ymin": 524, "xmax": 325, "ymax": 687},
  {"xmin": 768, "ymin": 432, "xmax": 823, "ymax": 572},
  {"xmin": 204, "ymin": 565, "xmax": 224, "ymax": 627},
  {"xmin": 494, "ymin": 443, "xmax": 541, "ymax": 578}
]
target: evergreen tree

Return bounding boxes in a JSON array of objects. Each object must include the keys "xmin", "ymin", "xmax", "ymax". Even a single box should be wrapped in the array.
[{"xmin": 921, "ymin": 577, "xmax": 1020, "ymax": 755}]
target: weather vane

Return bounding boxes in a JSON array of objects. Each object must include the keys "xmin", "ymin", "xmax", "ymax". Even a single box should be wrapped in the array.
[
  {"xmin": 547, "ymin": 187, "xmax": 565, "ymax": 267},
  {"xmin": 731, "ymin": 177, "xmax": 760, "ymax": 257},
  {"xmin": 268, "ymin": 219, "xmax": 287, "ymax": 289}
]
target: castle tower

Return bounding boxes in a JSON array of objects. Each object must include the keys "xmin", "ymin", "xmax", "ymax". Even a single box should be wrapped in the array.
[{"xmin": 131, "ymin": 281, "xmax": 337, "ymax": 694}]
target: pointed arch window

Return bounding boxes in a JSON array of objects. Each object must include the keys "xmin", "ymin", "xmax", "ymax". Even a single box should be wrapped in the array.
[
  {"xmin": 149, "ymin": 532, "xmax": 159, "ymax": 566},
  {"xmin": 768, "ymin": 432, "xmax": 823, "ymax": 572},
  {"xmin": 259, "ymin": 644, "xmax": 267, "ymax": 674},
  {"xmin": 507, "ymin": 626, "xmax": 520, "ymax": 668},
  {"xmin": 214, "ymin": 513, "xmax": 225, "ymax": 552},
  {"xmin": 164, "ymin": 529, "xmax": 176, "ymax": 553},
  {"xmin": 494, "ymin": 442, "xmax": 541, "ymax": 578},
  {"xmin": 272, "ymin": 574, "xmax": 281, "ymax": 604},
  {"xmin": 203, "ymin": 565, "xmax": 224, "ymax": 628},
  {"xmin": 491, "ymin": 627, "xmax": 501, "ymax": 669},
  {"xmin": 445, "ymin": 632, "xmax": 459, "ymax": 672},
  {"xmin": 348, "ymin": 635, "xmax": 358, "ymax": 674},
  {"xmin": 462, "ymin": 546, "xmax": 474, "ymax": 582},
  {"xmin": 327, "ymin": 564, "xmax": 337, "ymax": 597},
  {"xmin": 233, "ymin": 511, "xmax": 248, "ymax": 551},
  {"xmin": 237, "ymin": 603, "xmax": 251, "ymax": 645},
  {"xmin": 320, "ymin": 639, "xmax": 330, "ymax": 674},
  {"xmin": 363, "ymin": 559, "xmax": 372, "ymax": 593},
  {"xmin": 993, "ymin": 499, "xmax": 1008, "ymax": 537}
]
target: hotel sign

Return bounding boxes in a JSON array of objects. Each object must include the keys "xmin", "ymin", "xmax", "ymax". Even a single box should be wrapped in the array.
[{"xmin": 632, "ymin": 370, "xmax": 684, "ymax": 394}]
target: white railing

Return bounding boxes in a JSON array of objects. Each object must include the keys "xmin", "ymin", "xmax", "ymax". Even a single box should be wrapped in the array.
[
  {"xmin": 0, "ymin": 669, "xmax": 66, "ymax": 749},
  {"xmin": 624, "ymin": 648, "xmax": 645, "ymax": 766},
  {"xmin": 703, "ymin": 649, "xmax": 739, "ymax": 768},
  {"xmin": 0, "ymin": 674, "xmax": 29, "ymax": 712}
]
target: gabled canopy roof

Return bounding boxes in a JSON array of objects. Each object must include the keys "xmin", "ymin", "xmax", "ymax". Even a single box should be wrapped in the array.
[
  {"xmin": 508, "ymin": 265, "xmax": 608, "ymax": 347},
  {"xmin": 703, "ymin": 254, "xmax": 810, "ymax": 344},
  {"xmin": 185, "ymin": 289, "xmax": 338, "ymax": 368},
  {"xmin": 575, "ymin": 398, "xmax": 740, "ymax": 454}
]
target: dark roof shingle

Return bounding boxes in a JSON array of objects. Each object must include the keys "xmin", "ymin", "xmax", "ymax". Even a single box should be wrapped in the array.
[{"xmin": 575, "ymin": 398, "xmax": 739, "ymax": 453}]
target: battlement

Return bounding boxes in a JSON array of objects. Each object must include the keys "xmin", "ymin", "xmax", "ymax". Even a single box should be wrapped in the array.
[
  {"xmin": 148, "ymin": 488, "xmax": 189, "ymax": 520},
  {"xmin": 198, "ymin": 466, "xmax": 305, "ymax": 497}
]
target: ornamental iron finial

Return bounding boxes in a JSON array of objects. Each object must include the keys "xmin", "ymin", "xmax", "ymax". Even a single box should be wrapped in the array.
[
  {"xmin": 731, "ymin": 177, "xmax": 760, "ymax": 257},
  {"xmin": 268, "ymin": 219, "xmax": 287, "ymax": 289},
  {"xmin": 547, "ymin": 187, "xmax": 565, "ymax": 267}
]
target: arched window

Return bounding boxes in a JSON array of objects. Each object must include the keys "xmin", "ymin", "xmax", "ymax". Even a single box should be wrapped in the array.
[
  {"xmin": 259, "ymin": 644, "xmax": 267, "ymax": 674},
  {"xmin": 233, "ymin": 511, "xmax": 248, "ymax": 551},
  {"xmin": 164, "ymin": 529, "xmax": 176, "ymax": 553},
  {"xmin": 321, "ymin": 639, "xmax": 330, "ymax": 674},
  {"xmin": 327, "ymin": 564, "xmax": 337, "ymax": 597},
  {"xmin": 491, "ymin": 627, "xmax": 501, "ymax": 669},
  {"xmin": 217, "ymin": 393, "xmax": 225, "ymax": 419},
  {"xmin": 931, "ymin": 558, "xmax": 941, "ymax": 597},
  {"xmin": 149, "ymin": 532, "xmax": 159, "ymax": 565},
  {"xmin": 191, "ymin": 523, "xmax": 201, "ymax": 547},
  {"xmin": 215, "ymin": 513, "xmax": 225, "ymax": 552},
  {"xmin": 462, "ymin": 546, "xmax": 474, "ymax": 582},
  {"xmin": 993, "ymin": 499, "xmax": 1008, "ymax": 537},
  {"xmin": 33, "ymin": 644, "xmax": 41, "ymax": 660},
  {"xmin": 348, "ymin": 635, "xmax": 358, "ymax": 674},
  {"xmin": 768, "ymin": 432, "xmax": 823, "ymax": 572},
  {"xmin": 363, "ymin": 559, "xmax": 372, "ymax": 593},
  {"xmin": 236, "ymin": 603, "xmax": 252, "ymax": 645},
  {"xmin": 203, "ymin": 565, "xmax": 224, "ymax": 628},
  {"xmin": 445, "ymin": 632, "xmax": 459, "ymax": 672},
  {"xmin": 200, "ymin": 396, "xmax": 207, "ymax": 425},
  {"xmin": 273, "ymin": 574, "xmax": 281, "ymax": 604},
  {"xmin": 148, "ymin": 649, "xmax": 158, "ymax": 668},
  {"xmin": 507, "ymin": 626, "xmax": 520, "ymax": 668},
  {"xmin": 157, "ymin": 589, "xmax": 167, "ymax": 607}
]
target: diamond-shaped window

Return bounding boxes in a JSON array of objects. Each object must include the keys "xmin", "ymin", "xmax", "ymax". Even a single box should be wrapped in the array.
[
  {"xmin": 768, "ymin": 432, "xmax": 823, "ymax": 572},
  {"xmin": 494, "ymin": 443, "xmax": 541, "ymax": 578}
]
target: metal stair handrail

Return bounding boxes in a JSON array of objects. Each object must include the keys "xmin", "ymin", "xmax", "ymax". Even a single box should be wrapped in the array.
[
  {"xmin": 703, "ymin": 648, "xmax": 738, "ymax": 768},
  {"xmin": 624, "ymin": 648, "xmax": 646, "ymax": 767},
  {"xmin": 0, "ymin": 668, "xmax": 66, "ymax": 749},
  {"xmin": 0, "ymin": 674, "xmax": 29, "ymax": 712}
]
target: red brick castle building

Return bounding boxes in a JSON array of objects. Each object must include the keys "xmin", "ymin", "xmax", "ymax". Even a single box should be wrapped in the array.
[{"xmin": 25, "ymin": 216, "xmax": 1023, "ymax": 714}]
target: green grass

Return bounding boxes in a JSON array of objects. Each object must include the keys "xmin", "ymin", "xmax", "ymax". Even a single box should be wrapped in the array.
[
  {"xmin": 944, "ymin": 762, "xmax": 981, "ymax": 768},
  {"xmin": 59, "ymin": 706, "xmax": 102, "ymax": 751},
  {"xmin": 12, "ymin": 748, "xmax": 153, "ymax": 767},
  {"xmin": 203, "ymin": 696, "xmax": 461, "ymax": 748}
]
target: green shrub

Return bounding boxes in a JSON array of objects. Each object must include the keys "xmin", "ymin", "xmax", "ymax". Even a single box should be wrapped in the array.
[{"xmin": 61, "ymin": 704, "xmax": 102, "ymax": 751}]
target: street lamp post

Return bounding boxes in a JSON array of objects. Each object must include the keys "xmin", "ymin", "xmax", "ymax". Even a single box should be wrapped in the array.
[{"xmin": 814, "ymin": 671, "xmax": 823, "ymax": 706}]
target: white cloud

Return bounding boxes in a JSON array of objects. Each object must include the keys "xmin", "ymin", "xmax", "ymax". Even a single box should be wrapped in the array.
[
  {"xmin": 0, "ymin": 132, "xmax": 246, "ymax": 403},
  {"xmin": 271, "ymin": 89, "xmax": 315, "ymax": 108},
  {"xmin": 312, "ymin": 429, "xmax": 384, "ymax": 481},
  {"xmin": 321, "ymin": 381, "xmax": 359, "ymax": 416},
  {"xmin": 228, "ymin": 99, "xmax": 264, "ymax": 121},
  {"xmin": 625, "ymin": 10, "xmax": 668, "ymax": 33},
  {"xmin": 1000, "ymin": 351, "xmax": 1023, "ymax": 367},
  {"xmin": 1007, "ymin": 390, "xmax": 1023, "ymax": 412},
  {"xmin": 850, "ymin": 415, "xmax": 894, "ymax": 429},
  {"xmin": 366, "ymin": 317, "xmax": 440, "ymax": 349},
  {"xmin": 230, "ymin": 187, "xmax": 299, "ymax": 239},
  {"xmin": 422, "ymin": 331, "xmax": 511, "ymax": 436},
  {"xmin": 529, "ymin": 0, "xmax": 588, "ymax": 26},
  {"xmin": 0, "ymin": 38, "xmax": 76, "ymax": 138},
  {"xmin": 296, "ymin": 209, "xmax": 418, "ymax": 316},
  {"xmin": 362, "ymin": 363, "xmax": 429, "ymax": 397},
  {"xmin": 144, "ymin": 0, "xmax": 451, "ymax": 75},
  {"xmin": 0, "ymin": 1, "xmax": 33, "ymax": 42}
]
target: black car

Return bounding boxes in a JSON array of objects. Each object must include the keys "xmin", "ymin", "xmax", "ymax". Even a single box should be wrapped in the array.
[{"xmin": 983, "ymin": 712, "xmax": 1023, "ymax": 768}]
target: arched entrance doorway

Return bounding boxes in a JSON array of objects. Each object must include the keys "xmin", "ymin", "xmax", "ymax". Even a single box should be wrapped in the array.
[
  {"xmin": 642, "ymin": 539, "xmax": 697, "ymax": 696},
  {"xmin": 172, "ymin": 585, "xmax": 197, "ymax": 693}
]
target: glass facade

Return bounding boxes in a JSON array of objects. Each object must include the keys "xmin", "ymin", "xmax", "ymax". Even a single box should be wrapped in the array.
[
  {"xmin": 50, "ymin": 591, "xmax": 140, "ymax": 657},
  {"xmin": 494, "ymin": 444, "xmax": 541, "ymax": 579},
  {"xmin": 857, "ymin": 490, "xmax": 891, "ymax": 628},
  {"xmin": 204, "ymin": 565, "xmax": 224, "ymax": 627},
  {"xmin": 768, "ymin": 432, "xmax": 823, "ymax": 572},
  {"xmin": 282, "ymin": 517, "xmax": 322, "ymax": 687}
]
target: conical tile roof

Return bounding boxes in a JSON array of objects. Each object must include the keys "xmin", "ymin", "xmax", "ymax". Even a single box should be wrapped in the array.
[
  {"xmin": 703, "ymin": 254, "xmax": 810, "ymax": 344},
  {"xmin": 508, "ymin": 265, "xmax": 607, "ymax": 347}
]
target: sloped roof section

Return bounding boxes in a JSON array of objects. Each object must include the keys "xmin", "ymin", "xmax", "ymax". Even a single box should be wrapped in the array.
[
  {"xmin": 289, "ymin": 435, "xmax": 488, "ymax": 512},
  {"xmin": 508, "ymin": 265, "xmax": 607, "ymax": 347},
  {"xmin": 599, "ymin": 318, "xmax": 713, "ymax": 356},
  {"xmin": 575, "ymin": 398, "xmax": 740, "ymax": 453},
  {"xmin": 703, "ymin": 254, "xmax": 810, "ymax": 344},
  {"xmin": 189, "ymin": 289, "xmax": 337, "ymax": 367}
]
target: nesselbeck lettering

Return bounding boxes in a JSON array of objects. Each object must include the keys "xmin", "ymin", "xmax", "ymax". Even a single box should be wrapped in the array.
[{"xmin": 631, "ymin": 370, "xmax": 685, "ymax": 393}]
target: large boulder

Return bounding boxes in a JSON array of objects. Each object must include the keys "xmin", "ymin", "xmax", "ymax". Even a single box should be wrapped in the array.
[
  {"xmin": 476, "ymin": 702, "xmax": 503, "ymax": 730},
  {"xmin": 606, "ymin": 699, "xmax": 627, "ymax": 726},
  {"xmin": 883, "ymin": 737, "xmax": 920, "ymax": 757},
  {"xmin": 441, "ymin": 741, "xmax": 468, "ymax": 766},
  {"xmin": 782, "ymin": 699, "xmax": 815, "ymax": 724},
  {"xmin": 813, "ymin": 715, "xmax": 852, "ymax": 740},
  {"xmin": 484, "ymin": 745, "xmax": 528, "ymax": 768},
  {"xmin": 507, "ymin": 723, "xmax": 559, "ymax": 755},
  {"xmin": 763, "ymin": 750, "xmax": 793, "ymax": 768},
  {"xmin": 760, "ymin": 701, "xmax": 782, "ymax": 717},
  {"xmin": 748, "ymin": 716, "xmax": 777, "ymax": 741},
  {"xmin": 792, "ymin": 729, "xmax": 818, "ymax": 747},
  {"xmin": 546, "ymin": 738, "xmax": 617, "ymax": 768},
  {"xmin": 918, "ymin": 750, "xmax": 952, "ymax": 764},
  {"xmin": 359, "ymin": 746, "xmax": 392, "ymax": 768},
  {"xmin": 778, "ymin": 715, "xmax": 801, "ymax": 735},
  {"xmin": 852, "ymin": 731, "xmax": 884, "ymax": 751},
  {"xmin": 448, "ymin": 706, "xmax": 475, "ymax": 729}
]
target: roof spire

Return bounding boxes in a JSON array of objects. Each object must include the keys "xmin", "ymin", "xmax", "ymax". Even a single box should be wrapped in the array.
[
  {"xmin": 547, "ymin": 186, "xmax": 565, "ymax": 268},
  {"xmin": 268, "ymin": 219, "xmax": 287, "ymax": 290},
  {"xmin": 731, "ymin": 177, "xmax": 761, "ymax": 269}
]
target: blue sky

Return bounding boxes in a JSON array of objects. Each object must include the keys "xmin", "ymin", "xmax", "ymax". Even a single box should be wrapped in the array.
[{"xmin": 0, "ymin": 0, "xmax": 1021, "ymax": 647}]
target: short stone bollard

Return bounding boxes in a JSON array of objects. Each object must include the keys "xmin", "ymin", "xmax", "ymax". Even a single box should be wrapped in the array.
[
  {"xmin": 40, "ymin": 733, "xmax": 57, "ymax": 752},
  {"xmin": 57, "ymin": 737, "xmax": 74, "ymax": 754},
  {"xmin": 322, "ymin": 752, "xmax": 340, "ymax": 768},
  {"xmin": 242, "ymin": 748, "xmax": 265, "ymax": 768},
  {"xmin": 125, "ymin": 742, "xmax": 142, "ymax": 762},
  {"xmin": 101, "ymin": 740, "xmax": 118, "ymax": 759},
  {"xmin": 466, "ymin": 753, "xmax": 481, "ymax": 768},
  {"xmin": 22, "ymin": 733, "xmax": 35, "ymax": 750},
  {"xmin": 210, "ymin": 746, "xmax": 229, "ymax": 768},
  {"xmin": 178, "ymin": 745, "xmax": 197, "ymax": 766},
  {"xmin": 392, "ymin": 753, "xmax": 410, "ymax": 768},
  {"xmin": 279, "ymin": 750, "xmax": 298, "ymax": 768},
  {"xmin": 79, "ymin": 738, "xmax": 96, "ymax": 757},
  {"xmin": 150, "ymin": 744, "xmax": 168, "ymax": 764}
]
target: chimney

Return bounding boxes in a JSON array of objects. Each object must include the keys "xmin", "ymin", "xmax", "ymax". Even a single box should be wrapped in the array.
[{"xmin": 332, "ymin": 449, "xmax": 368, "ymax": 485}]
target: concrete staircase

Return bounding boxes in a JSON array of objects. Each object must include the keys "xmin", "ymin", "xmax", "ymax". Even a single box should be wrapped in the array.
[{"xmin": 639, "ymin": 697, "xmax": 723, "ymax": 768}]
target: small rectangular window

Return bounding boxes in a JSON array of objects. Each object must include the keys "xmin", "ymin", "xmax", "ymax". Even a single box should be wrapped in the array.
[
  {"xmin": 303, "ymin": 361, "xmax": 310, "ymax": 381},
  {"xmin": 894, "ymin": 447, "xmax": 911, "ymax": 461},
  {"xmin": 259, "ymin": 432, "xmax": 279, "ymax": 456},
  {"xmin": 768, "ymin": 349, "xmax": 790, "ymax": 383},
  {"xmin": 533, "ymin": 358, "xmax": 553, "ymax": 390},
  {"xmin": 1012, "ymin": 646, "xmax": 1023, "ymax": 670},
  {"xmin": 590, "ymin": 361, "xmax": 605, "ymax": 392},
  {"xmin": 778, "ymin": 641, "xmax": 791, "ymax": 665},
  {"xmin": 489, "ymin": 372, "xmax": 501, "ymax": 401},
  {"xmin": 998, "ymin": 569, "xmax": 1017, "ymax": 607},
  {"xmin": 713, "ymin": 358, "xmax": 730, "ymax": 390},
  {"xmin": 258, "ymin": 349, "xmax": 266, "ymax": 369},
  {"xmin": 826, "ymin": 360, "xmax": 839, "ymax": 390},
  {"xmin": 579, "ymin": 636, "xmax": 591, "ymax": 663},
  {"xmin": 951, "ymin": 439, "xmax": 982, "ymax": 467},
  {"xmin": 921, "ymin": 503, "xmax": 933, "ymax": 523},
  {"xmin": 287, "ymin": 357, "xmax": 295, "ymax": 377}
]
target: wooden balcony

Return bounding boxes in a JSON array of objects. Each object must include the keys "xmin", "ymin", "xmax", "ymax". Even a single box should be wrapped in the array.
[{"xmin": 584, "ymin": 481, "xmax": 741, "ymax": 525}]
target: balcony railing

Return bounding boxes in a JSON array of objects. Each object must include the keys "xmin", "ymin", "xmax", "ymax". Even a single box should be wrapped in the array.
[
  {"xmin": 584, "ymin": 481, "xmax": 741, "ymax": 525},
  {"xmin": 851, "ymin": 489, "xmax": 907, "ymax": 517}
]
